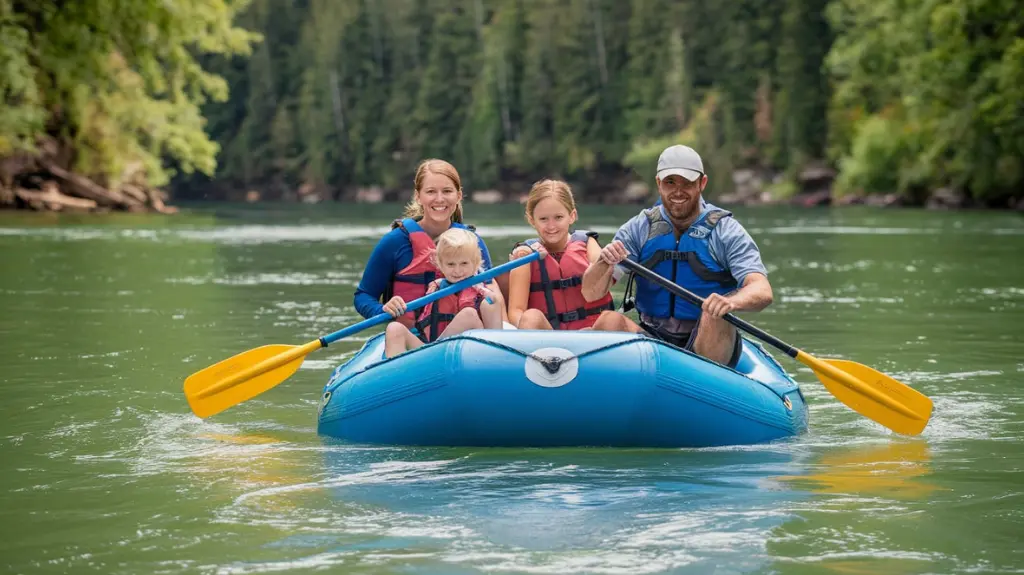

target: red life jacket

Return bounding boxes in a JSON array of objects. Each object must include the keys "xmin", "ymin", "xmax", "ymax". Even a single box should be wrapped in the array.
[
  {"xmin": 415, "ymin": 279, "xmax": 485, "ymax": 342},
  {"xmin": 386, "ymin": 218, "xmax": 442, "ymax": 328},
  {"xmin": 520, "ymin": 230, "xmax": 614, "ymax": 330},
  {"xmin": 387, "ymin": 219, "xmax": 480, "ymax": 328}
]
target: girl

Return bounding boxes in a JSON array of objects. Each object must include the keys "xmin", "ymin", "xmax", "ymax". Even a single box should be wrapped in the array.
[
  {"xmin": 507, "ymin": 179, "xmax": 614, "ymax": 330},
  {"xmin": 385, "ymin": 228, "xmax": 503, "ymax": 358}
]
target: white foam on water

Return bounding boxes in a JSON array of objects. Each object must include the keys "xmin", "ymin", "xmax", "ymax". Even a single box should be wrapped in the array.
[
  {"xmin": 754, "ymin": 226, "xmax": 940, "ymax": 236},
  {"xmin": 299, "ymin": 354, "xmax": 357, "ymax": 371},
  {"xmin": 231, "ymin": 458, "xmax": 461, "ymax": 505},
  {"xmin": 780, "ymin": 294, "xmax": 904, "ymax": 305},
  {"xmin": 438, "ymin": 507, "xmax": 787, "ymax": 574},
  {"xmin": 212, "ymin": 551, "xmax": 357, "ymax": 575},
  {"xmin": 273, "ymin": 301, "xmax": 323, "ymax": 310},
  {"xmin": 450, "ymin": 549, "xmax": 701, "ymax": 575},
  {"xmin": 895, "ymin": 370, "xmax": 1004, "ymax": 383},
  {"xmin": 168, "ymin": 271, "xmax": 361, "ymax": 286},
  {"xmin": 921, "ymin": 392, "xmax": 1016, "ymax": 442},
  {"xmin": 975, "ymin": 287, "xmax": 1024, "ymax": 299},
  {"xmin": 123, "ymin": 412, "xmax": 308, "ymax": 479},
  {"xmin": 780, "ymin": 549, "xmax": 938, "ymax": 563}
]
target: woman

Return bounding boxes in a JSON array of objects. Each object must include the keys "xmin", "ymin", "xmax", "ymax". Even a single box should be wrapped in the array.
[
  {"xmin": 507, "ymin": 179, "xmax": 614, "ymax": 330},
  {"xmin": 353, "ymin": 159, "xmax": 504, "ymax": 330}
]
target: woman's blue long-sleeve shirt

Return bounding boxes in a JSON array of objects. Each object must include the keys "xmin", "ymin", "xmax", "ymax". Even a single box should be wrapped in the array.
[{"xmin": 353, "ymin": 225, "xmax": 494, "ymax": 319}]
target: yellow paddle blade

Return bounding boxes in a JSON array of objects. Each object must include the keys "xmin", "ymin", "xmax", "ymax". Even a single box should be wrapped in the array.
[
  {"xmin": 184, "ymin": 341, "xmax": 320, "ymax": 418},
  {"xmin": 797, "ymin": 352, "xmax": 934, "ymax": 435}
]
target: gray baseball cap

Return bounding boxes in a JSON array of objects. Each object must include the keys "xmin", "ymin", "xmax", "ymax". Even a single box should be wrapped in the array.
[{"xmin": 656, "ymin": 144, "xmax": 704, "ymax": 182}]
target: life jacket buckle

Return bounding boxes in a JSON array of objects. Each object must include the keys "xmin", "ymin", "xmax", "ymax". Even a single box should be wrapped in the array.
[{"xmin": 560, "ymin": 310, "xmax": 581, "ymax": 322}]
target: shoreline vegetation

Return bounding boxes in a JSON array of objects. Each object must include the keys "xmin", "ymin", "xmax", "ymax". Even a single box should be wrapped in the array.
[{"xmin": 1, "ymin": 1, "xmax": 1021, "ymax": 215}]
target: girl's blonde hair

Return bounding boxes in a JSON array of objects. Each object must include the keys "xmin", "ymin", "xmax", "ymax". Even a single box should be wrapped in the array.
[
  {"xmin": 432, "ymin": 228, "xmax": 483, "ymax": 269},
  {"xmin": 524, "ymin": 179, "xmax": 576, "ymax": 223},
  {"xmin": 403, "ymin": 159, "xmax": 465, "ymax": 223}
]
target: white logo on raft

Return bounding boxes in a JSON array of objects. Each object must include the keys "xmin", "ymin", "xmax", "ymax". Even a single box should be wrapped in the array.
[{"xmin": 524, "ymin": 347, "xmax": 579, "ymax": 388}]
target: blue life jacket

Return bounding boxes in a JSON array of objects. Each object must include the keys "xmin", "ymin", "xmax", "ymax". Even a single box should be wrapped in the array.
[{"xmin": 633, "ymin": 206, "xmax": 738, "ymax": 321}]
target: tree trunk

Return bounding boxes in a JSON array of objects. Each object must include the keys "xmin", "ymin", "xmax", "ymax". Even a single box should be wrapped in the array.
[
  {"xmin": 42, "ymin": 161, "xmax": 137, "ymax": 207},
  {"xmin": 588, "ymin": 0, "xmax": 608, "ymax": 87},
  {"xmin": 15, "ymin": 182, "xmax": 98, "ymax": 211}
]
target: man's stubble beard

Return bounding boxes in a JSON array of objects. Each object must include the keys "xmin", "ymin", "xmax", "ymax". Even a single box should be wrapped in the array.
[{"xmin": 665, "ymin": 196, "xmax": 702, "ymax": 229}]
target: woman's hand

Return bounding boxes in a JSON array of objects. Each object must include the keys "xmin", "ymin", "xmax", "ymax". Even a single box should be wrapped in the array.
[{"xmin": 383, "ymin": 296, "xmax": 407, "ymax": 317}]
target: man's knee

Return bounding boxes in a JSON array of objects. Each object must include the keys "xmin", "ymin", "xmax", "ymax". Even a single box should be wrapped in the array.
[
  {"xmin": 698, "ymin": 311, "xmax": 734, "ymax": 334},
  {"xmin": 693, "ymin": 312, "xmax": 740, "ymax": 366}
]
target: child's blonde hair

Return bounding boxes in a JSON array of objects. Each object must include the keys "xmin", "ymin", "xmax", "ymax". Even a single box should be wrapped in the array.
[
  {"xmin": 432, "ymin": 228, "xmax": 483, "ymax": 270},
  {"xmin": 524, "ymin": 179, "xmax": 576, "ymax": 223}
]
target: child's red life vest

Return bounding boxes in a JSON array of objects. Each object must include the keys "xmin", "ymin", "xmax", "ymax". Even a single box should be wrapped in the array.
[
  {"xmin": 519, "ymin": 231, "xmax": 614, "ymax": 330},
  {"xmin": 415, "ymin": 280, "xmax": 485, "ymax": 342}
]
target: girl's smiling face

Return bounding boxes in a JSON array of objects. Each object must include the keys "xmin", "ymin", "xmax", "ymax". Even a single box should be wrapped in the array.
[{"xmin": 529, "ymin": 196, "xmax": 577, "ymax": 249}]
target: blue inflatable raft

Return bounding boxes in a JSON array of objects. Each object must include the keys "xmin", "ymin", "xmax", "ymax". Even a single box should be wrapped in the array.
[{"xmin": 317, "ymin": 330, "xmax": 808, "ymax": 448}]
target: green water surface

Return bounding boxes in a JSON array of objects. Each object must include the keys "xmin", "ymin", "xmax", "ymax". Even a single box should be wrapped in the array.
[{"xmin": 1, "ymin": 204, "xmax": 1021, "ymax": 574}]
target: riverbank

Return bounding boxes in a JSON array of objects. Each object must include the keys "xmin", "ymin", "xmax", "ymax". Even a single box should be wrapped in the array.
[
  {"xmin": 212, "ymin": 164, "xmax": 1024, "ymax": 212},
  {"xmin": 0, "ymin": 140, "xmax": 178, "ymax": 215},
  {"xmin": 5, "ymin": 154, "xmax": 1022, "ymax": 214}
]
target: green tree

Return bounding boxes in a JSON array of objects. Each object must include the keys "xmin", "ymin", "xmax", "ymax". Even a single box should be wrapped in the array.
[
  {"xmin": 827, "ymin": 0, "xmax": 1024, "ymax": 202},
  {"xmin": 773, "ymin": 0, "xmax": 831, "ymax": 170},
  {"xmin": 624, "ymin": 0, "xmax": 676, "ymax": 142},
  {"xmin": 1, "ymin": 0, "xmax": 258, "ymax": 186},
  {"xmin": 412, "ymin": 2, "xmax": 480, "ymax": 169}
]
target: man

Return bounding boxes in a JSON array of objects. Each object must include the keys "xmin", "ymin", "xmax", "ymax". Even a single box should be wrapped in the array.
[{"xmin": 581, "ymin": 144, "xmax": 773, "ymax": 367}]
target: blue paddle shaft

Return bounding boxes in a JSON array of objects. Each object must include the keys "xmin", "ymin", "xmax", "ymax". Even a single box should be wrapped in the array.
[{"xmin": 320, "ymin": 251, "xmax": 539, "ymax": 346}]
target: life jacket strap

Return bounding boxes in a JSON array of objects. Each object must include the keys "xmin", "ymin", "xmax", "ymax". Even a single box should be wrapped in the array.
[
  {"xmin": 414, "ymin": 313, "xmax": 455, "ymax": 331},
  {"xmin": 530, "ymin": 276, "xmax": 582, "ymax": 292},
  {"xmin": 638, "ymin": 250, "xmax": 737, "ymax": 286},
  {"xmin": 393, "ymin": 271, "xmax": 436, "ymax": 285},
  {"xmin": 550, "ymin": 299, "xmax": 615, "ymax": 323}
]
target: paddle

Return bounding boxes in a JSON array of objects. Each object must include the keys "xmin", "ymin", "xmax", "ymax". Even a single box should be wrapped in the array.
[
  {"xmin": 618, "ymin": 259, "xmax": 933, "ymax": 436},
  {"xmin": 184, "ymin": 251, "xmax": 541, "ymax": 418}
]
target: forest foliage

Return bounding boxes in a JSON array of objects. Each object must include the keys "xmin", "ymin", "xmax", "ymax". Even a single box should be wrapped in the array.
[{"xmin": 2, "ymin": 0, "xmax": 1021, "ymax": 208}]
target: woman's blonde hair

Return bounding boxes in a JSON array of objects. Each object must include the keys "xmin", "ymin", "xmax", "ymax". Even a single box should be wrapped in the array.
[
  {"xmin": 524, "ymin": 179, "xmax": 576, "ymax": 223},
  {"xmin": 403, "ymin": 159, "xmax": 465, "ymax": 223},
  {"xmin": 431, "ymin": 228, "xmax": 482, "ymax": 269}
]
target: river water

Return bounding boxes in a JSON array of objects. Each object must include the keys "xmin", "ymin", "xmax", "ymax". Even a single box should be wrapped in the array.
[{"xmin": 1, "ymin": 204, "xmax": 1021, "ymax": 574}]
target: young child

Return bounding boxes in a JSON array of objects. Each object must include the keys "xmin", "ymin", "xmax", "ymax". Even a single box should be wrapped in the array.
[
  {"xmin": 384, "ymin": 228, "xmax": 503, "ymax": 358},
  {"xmin": 507, "ymin": 179, "xmax": 614, "ymax": 330}
]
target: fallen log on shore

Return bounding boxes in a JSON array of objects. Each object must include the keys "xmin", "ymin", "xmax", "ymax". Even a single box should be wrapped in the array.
[{"xmin": 0, "ymin": 143, "xmax": 178, "ymax": 214}]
